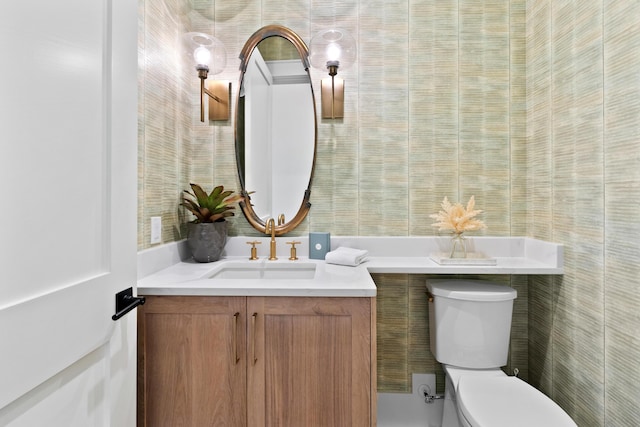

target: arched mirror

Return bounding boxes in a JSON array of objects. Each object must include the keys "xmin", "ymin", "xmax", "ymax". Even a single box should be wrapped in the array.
[{"xmin": 235, "ymin": 25, "xmax": 317, "ymax": 235}]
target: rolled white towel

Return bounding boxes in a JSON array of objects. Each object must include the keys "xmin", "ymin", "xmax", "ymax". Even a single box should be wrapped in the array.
[{"xmin": 325, "ymin": 247, "xmax": 369, "ymax": 267}]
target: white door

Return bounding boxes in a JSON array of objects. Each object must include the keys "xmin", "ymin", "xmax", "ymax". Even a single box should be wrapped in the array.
[{"xmin": 0, "ymin": 0, "xmax": 138, "ymax": 425}]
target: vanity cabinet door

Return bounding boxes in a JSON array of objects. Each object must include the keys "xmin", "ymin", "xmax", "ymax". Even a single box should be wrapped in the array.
[
  {"xmin": 247, "ymin": 297, "xmax": 376, "ymax": 427},
  {"xmin": 138, "ymin": 296, "xmax": 247, "ymax": 427}
]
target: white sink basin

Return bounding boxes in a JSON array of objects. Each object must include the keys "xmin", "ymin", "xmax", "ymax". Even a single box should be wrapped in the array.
[{"xmin": 209, "ymin": 262, "xmax": 317, "ymax": 280}]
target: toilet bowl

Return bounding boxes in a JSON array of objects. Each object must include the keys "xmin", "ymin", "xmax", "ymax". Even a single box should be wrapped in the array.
[
  {"xmin": 442, "ymin": 365, "xmax": 577, "ymax": 427},
  {"xmin": 457, "ymin": 371, "xmax": 577, "ymax": 427},
  {"xmin": 427, "ymin": 280, "xmax": 577, "ymax": 427}
]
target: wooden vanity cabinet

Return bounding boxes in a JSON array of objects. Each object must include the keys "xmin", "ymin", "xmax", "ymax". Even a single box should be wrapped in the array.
[
  {"xmin": 138, "ymin": 295, "xmax": 376, "ymax": 427},
  {"xmin": 137, "ymin": 296, "xmax": 247, "ymax": 426}
]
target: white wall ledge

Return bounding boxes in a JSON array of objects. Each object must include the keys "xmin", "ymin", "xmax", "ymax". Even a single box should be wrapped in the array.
[{"xmin": 138, "ymin": 236, "xmax": 563, "ymax": 280}]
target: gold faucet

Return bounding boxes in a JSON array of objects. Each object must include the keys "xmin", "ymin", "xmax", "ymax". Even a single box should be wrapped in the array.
[
  {"xmin": 265, "ymin": 218, "xmax": 277, "ymax": 260},
  {"xmin": 277, "ymin": 213, "xmax": 285, "ymax": 225}
]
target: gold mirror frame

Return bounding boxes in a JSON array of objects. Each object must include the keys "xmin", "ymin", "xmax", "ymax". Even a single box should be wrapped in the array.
[{"xmin": 235, "ymin": 25, "xmax": 317, "ymax": 236}]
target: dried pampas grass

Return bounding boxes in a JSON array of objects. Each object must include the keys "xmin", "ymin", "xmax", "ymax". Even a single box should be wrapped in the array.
[{"xmin": 430, "ymin": 196, "xmax": 486, "ymax": 234}]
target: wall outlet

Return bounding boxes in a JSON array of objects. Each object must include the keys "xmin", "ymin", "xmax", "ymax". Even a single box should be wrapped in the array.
[
  {"xmin": 413, "ymin": 373, "xmax": 437, "ymax": 398},
  {"xmin": 150, "ymin": 216, "xmax": 162, "ymax": 244}
]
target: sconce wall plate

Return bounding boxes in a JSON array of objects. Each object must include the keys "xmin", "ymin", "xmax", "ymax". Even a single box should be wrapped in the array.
[
  {"xmin": 321, "ymin": 77, "xmax": 344, "ymax": 119},
  {"xmin": 208, "ymin": 80, "xmax": 231, "ymax": 121}
]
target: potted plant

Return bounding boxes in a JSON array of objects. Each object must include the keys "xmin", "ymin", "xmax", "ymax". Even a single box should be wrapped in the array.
[{"xmin": 181, "ymin": 183, "xmax": 243, "ymax": 262}]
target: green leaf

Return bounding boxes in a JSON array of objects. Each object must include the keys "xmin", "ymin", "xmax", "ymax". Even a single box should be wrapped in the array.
[
  {"xmin": 209, "ymin": 185, "xmax": 223, "ymax": 199},
  {"xmin": 190, "ymin": 183, "xmax": 209, "ymax": 207},
  {"xmin": 180, "ymin": 198, "xmax": 199, "ymax": 213}
]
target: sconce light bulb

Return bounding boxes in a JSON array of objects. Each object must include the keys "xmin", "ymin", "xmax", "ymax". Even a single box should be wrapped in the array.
[
  {"xmin": 326, "ymin": 43, "xmax": 341, "ymax": 62},
  {"xmin": 194, "ymin": 46, "xmax": 211, "ymax": 67},
  {"xmin": 309, "ymin": 29, "xmax": 356, "ymax": 73}
]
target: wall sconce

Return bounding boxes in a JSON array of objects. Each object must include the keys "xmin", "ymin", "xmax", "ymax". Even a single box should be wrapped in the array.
[
  {"xmin": 309, "ymin": 29, "xmax": 356, "ymax": 119},
  {"xmin": 183, "ymin": 32, "xmax": 230, "ymax": 122}
]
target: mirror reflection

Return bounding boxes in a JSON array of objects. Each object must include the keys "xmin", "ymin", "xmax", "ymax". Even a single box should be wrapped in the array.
[{"xmin": 236, "ymin": 25, "xmax": 317, "ymax": 235}]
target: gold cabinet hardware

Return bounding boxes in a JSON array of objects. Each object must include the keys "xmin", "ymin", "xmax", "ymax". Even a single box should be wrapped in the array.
[
  {"xmin": 286, "ymin": 241, "xmax": 301, "ymax": 260},
  {"xmin": 251, "ymin": 312, "xmax": 258, "ymax": 365},
  {"xmin": 246, "ymin": 240, "xmax": 262, "ymax": 260},
  {"xmin": 233, "ymin": 312, "xmax": 240, "ymax": 364}
]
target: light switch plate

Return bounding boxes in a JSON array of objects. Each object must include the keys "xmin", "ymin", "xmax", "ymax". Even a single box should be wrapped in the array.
[
  {"xmin": 150, "ymin": 216, "xmax": 162, "ymax": 244},
  {"xmin": 309, "ymin": 232, "xmax": 331, "ymax": 259}
]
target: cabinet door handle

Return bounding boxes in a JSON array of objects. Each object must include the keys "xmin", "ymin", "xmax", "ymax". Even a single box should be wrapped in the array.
[
  {"xmin": 251, "ymin": 312, "xmax": 258, "ymax": 365},
  {"xmin": 233, "ymin": 312, "xmax": 240, "ymax": 364}
]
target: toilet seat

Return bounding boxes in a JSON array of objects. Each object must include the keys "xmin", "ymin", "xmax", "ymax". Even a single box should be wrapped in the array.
[{"xmin": 457, "ymin": 376, "xmax": 577, "ymax": 427}]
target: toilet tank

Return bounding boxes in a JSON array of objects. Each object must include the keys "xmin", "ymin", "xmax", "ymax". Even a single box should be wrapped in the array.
[{"xmin": 427, "ymin": 279, "xmax": 517, "ymax": 369}]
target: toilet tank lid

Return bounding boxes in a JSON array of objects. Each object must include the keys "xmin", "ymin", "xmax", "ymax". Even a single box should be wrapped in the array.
[{"xmin": 426, "ymin": 280, "xmax": 517, "ymax": 301}]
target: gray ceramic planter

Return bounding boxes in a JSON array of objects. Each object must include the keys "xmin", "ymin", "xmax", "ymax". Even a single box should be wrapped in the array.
[{"xmin": 187, "ymin": 221, "xmax": 227, "ymax": 263}]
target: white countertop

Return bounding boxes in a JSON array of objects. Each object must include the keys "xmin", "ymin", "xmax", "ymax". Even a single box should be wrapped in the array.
[
  {"xmin": 137, "ymin": 236, "xmax": 563, "ymax": 298},
  {"xmin": 138, "ymin": 257, "xmax": 377, "ymax": 297}
]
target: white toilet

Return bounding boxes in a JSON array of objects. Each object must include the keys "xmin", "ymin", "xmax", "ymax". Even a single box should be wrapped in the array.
[{"xmin": 427, "ymin": 279, "xmax": 577, "ymax": 427}]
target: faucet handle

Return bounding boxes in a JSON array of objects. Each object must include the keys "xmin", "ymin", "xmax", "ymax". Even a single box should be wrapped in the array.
[
  {"xmin": 246, "ymin": 241, "xmax": 262, "ymax": 260},
  {"xmin": 286, "ymin": 241, "xmax": 301, "ymax": 261}
]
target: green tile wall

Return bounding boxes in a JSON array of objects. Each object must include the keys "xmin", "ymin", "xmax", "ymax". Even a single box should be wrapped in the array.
[
  {"xmin": 527, "ymin": 0, "xmax": 640, "ymax": 425},
  {"xmin": 139, "ymin": 0, "xmax": 523, "ymax": 244},
  {"xmin": 138, "ymin": 0, "xmax": 640, "ymax": 424},
  {"xmin": 138, "ymin": 0, "xmax": 193, "ymax": 247}
]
